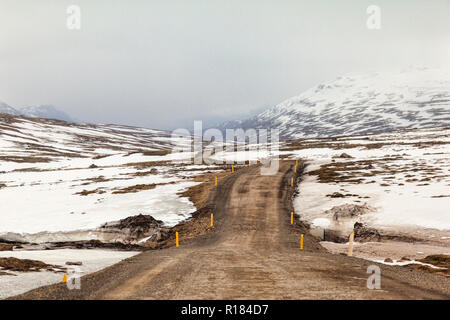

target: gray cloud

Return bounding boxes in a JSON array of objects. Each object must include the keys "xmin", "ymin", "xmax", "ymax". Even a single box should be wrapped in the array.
[{"xmin": 0, "ymin": 0, "xmax": 449, "ymax": 130}]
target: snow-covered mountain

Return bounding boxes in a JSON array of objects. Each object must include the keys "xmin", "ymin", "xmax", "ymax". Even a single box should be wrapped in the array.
[
  {"xmin": 0, "ymin": 101, "xmax": 21, "ymax": 116},
  {"xmin": 19, "ymin": 105, "xmax": 74, "ymax": 122},
  {"xmin": 219, "ymin": 68, "xmax": 450, "ymax": 139},
  {"xmin": 0, "ymin": 113, "xmax": 190, "ymax": 160},
  {"xmin": 0, "ymin": 101, "xmax": 75, "ymax": 122}
]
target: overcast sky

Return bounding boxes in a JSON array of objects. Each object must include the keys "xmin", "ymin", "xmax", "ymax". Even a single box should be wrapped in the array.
[{"xmin": 1, "ymin": 0, "xmax": 449, "ymax": 130}]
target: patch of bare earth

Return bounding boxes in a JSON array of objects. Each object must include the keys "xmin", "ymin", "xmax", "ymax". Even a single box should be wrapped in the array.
[
  {"xmin": 0, "ymin": 257, "xmax": 65, "ymax": 273},
  {"xmin": 0, "ymin": 243, "xmax": 13, "ymax": 251},
  {"xmin": 122, "ymin": 160, "xmax": 171, "ymax": 169},
  {"xmin": 180, "ymin": 169, "xmax": 232, "ymax": 208},
  {"xmin": 75, "ymin": 188, "xmax": 106, "ymax": 196},
  {"xmin": 0, "ymin": 156, "xmax": 51, "ymax": 163},
  {"xmin": 414, "ymin": 255, "xmax": 450, "ymax": 277},
  {"xmin": 112, "ymin": 184, "xmax": 157, "ymax": 194},
  {"xmin": 131, "ymin": 169, "xmax": 158, "ymax": 176}
]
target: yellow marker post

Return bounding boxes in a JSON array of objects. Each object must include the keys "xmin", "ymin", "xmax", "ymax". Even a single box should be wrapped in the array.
[
  {"xmin": 300, "ymin": 234, "xmax": 304, "ymax": 250},
  {"xmin": 62, "ymin": 274, "xmax": 68, "ymax": 283},
  {"xmin": 214, "ymin": 176, "xmax": 218, "ymax": 187},
  {"xmin": 249, "ymin": 161, "xmax": 251, "ymax": 167},
  {"xmin": 231, "ymin": 166, "xmax": 234, "ymax": 173},
  {"xmin": 294, "ymin": 165, "xmax": 297, "ymax": 173},
  {"xmin": 348, "ymin": 232, "xmax": 354, "ymax": 257},
  {"xmin": 291, "ymin": 177, "xmax": 294, "ymax": 187},
  {"xmin": 291, "ymin": 212, "xmax": 293, "ymax": 224},
  {"xmin": 296, "ymin": 160, "xmax": 298, "ymax": 166},
  {"xmin": 176, "ymin": 232, "xmax": 179, "ymax": 247},
  {"xmin": 211, "ymin": 213, "xmax": 214, "ymax": 227}
]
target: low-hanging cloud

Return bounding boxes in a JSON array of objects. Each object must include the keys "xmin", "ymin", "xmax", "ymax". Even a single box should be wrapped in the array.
[{"xmin": 0, "ymin": 0, "xmax": 449, "ymax": 130}]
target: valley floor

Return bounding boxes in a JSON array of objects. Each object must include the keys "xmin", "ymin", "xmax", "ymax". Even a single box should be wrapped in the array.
[
  {"xmin": 9, "ymin": 161, "xmax": 450, "ymax": 300},
  {"xmin": 0, "ymin": 115, "xmax": 449, "ymax": 298}
]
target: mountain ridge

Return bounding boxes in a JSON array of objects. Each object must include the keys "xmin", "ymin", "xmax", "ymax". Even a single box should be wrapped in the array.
[
  {"xmin": 0, "ymin": 101, "xmax": 75, "ymax": 123},
  {"xmin": 217, "ymin": 67, "xmax": 450, "ymax": 139}
]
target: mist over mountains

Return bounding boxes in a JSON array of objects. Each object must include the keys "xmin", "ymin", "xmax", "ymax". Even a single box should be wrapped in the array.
[
  {"xmin": 2, "ymin": 68, "xmax": 449, "ymax": 138},
  {"xmin": 0, "ymin": 102, "xmax": 74, "ymax": 123},
  {"xmin": 218, "ymin": 68, "xmax": 450, "ymax": 139}
]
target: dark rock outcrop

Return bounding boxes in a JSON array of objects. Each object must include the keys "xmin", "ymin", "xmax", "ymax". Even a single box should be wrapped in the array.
[{"xmin": 353, "ymin": 222, "xmax": 381, "ymax": 242}]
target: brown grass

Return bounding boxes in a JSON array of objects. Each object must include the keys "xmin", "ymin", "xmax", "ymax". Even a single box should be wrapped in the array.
[
  {"xmin": 412, "ymin": 255, "xmax": 450, "ymax": 277},
  {"xmin": 87, "ymin": 176, "xmax": 109, "ymax": 183},
  {"xmin": 307, "ymin": 155, "xmax": 446, "ymax": 187},
  {"xmin": 75, "ymin": 188, "xmax": 106, "ymax": 196},
  {"xmin": 326, "ymin": 192, "xmax": 359, "ymax": 198},
  {"xmin": 0, "ymin": 243, "xmax": 13, "ymax": 251},
  {"xmin": 282, "ymin": 138, "xmax": 450, "ymax": 152},
  {"xmin": 0, "ymin": 156, "xmax": 51, "ymax": 163},
  {"xmin": 0, "ymin": 257, "xmax": 64, "ymax": 272},
  {"xmin": 112, "ymin": 184, "xmax": 157, "ymax": 194},
  {"xmin": 141, "ymin": 150, "xmax": 171, "ymax": 156},
  {"xmin": 122, "ymin": 160, "xmax": 171, "ymax": 169},
  {"xmin": 307, "ymin": 161, "xmax": 371, "ymax": 184},
  {"xmin": 132, "ymin": 169, "xmax": 158, "ymax": 176}
]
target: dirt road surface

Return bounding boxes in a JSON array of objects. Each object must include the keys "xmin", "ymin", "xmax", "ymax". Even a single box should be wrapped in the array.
[{"xmin": 13, "ymin": 161, "xmax": 450, "ymax": 299}]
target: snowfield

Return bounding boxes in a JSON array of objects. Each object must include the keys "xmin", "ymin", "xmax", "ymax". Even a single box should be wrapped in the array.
[
  {"xmin": 0, "ymin": 114, "xmax": 203, "ymax": 241},
  {"xmin": 0, "ymin": 249, "xmax": 139, "ymax": 299},
  {"xmin": 291, "ymin": 126, "xmax": 450, "ymax": 242}
]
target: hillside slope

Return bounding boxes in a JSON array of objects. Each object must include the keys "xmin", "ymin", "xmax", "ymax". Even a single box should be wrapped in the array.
[
  {"xmin": 0, "ymin": 101, "xmax": 75, "ymax": 122},
  {"xmin": 0, "ymin": 114, "xmax": 199, "ymax": 239},
  {"xmin": 220, "ymin": 68, "xmax": 450, "ymax": 139}
]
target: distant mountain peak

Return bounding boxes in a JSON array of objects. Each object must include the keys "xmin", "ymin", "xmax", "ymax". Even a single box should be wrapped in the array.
[
  {"xmin": 0, "ymin": 101, "xmax": 21, "ymax": 116},
  {"xmin": 0, "ymin": 101, "xmax": 75, "ymax": 123},
  {"xmin": 219, "ymin": 68, "xmax": 450, "ymax": 139},
  {"xmin": 19, "ymin": 105, "xmax": 74, "ymax": 122}
]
